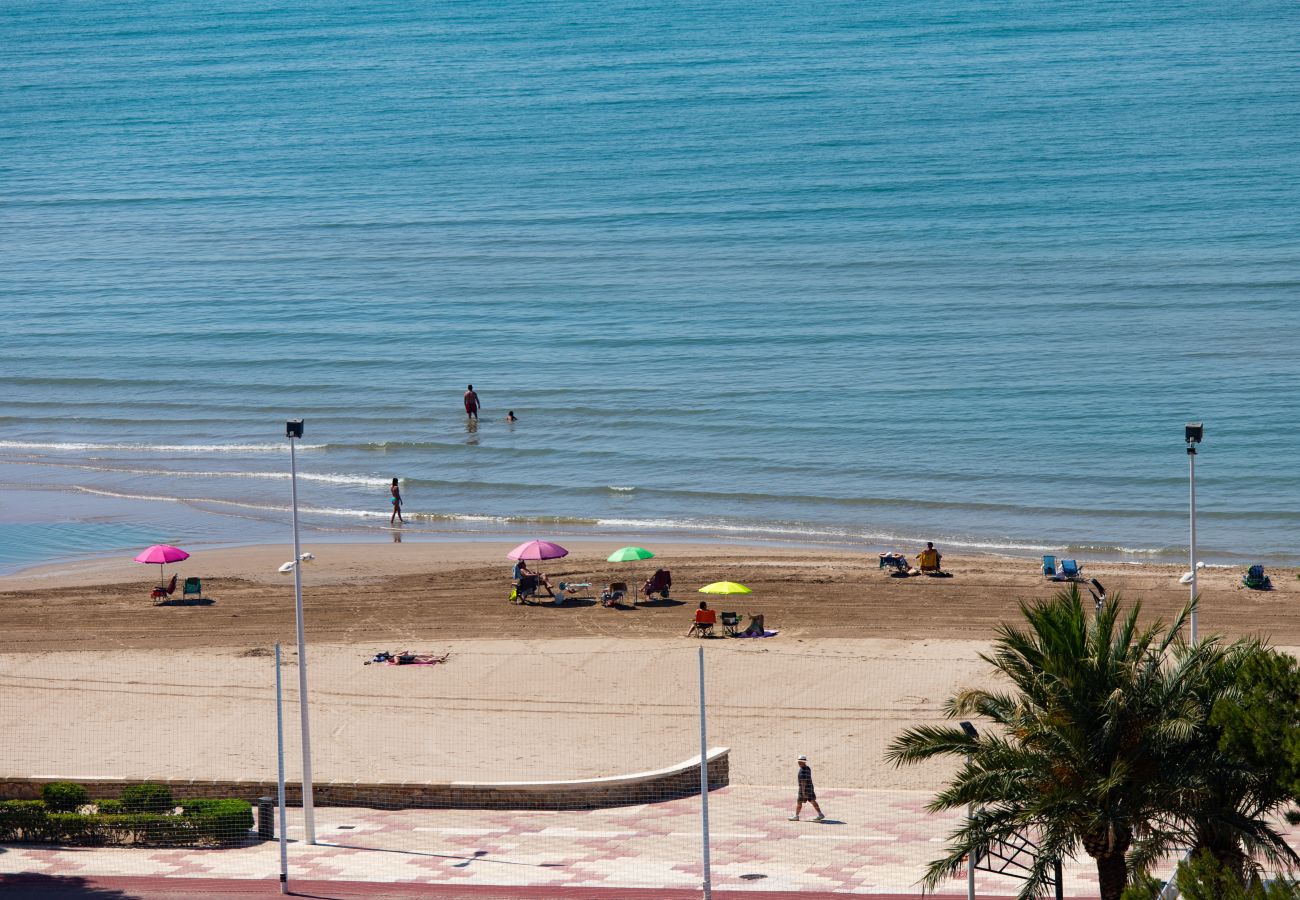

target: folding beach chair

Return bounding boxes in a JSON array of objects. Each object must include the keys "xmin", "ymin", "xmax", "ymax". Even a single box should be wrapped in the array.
[
  {"xmin": 642, "ymin": 569, "xmax": 672, "ymax": 601},
  {"xmin": 1087, "ymin": 578, "xmax": 1107, "ymax": 611},
  {"xmin": 918, "ymin": 548, "xmax": 942, "ymax": 575},
  {"xmin": 182, "ymin": 577, "xmax": 204, "ymax": 602},
  {"xmin": 150, "ymin": 574, "xmax": 178, "ymax": 602},
  {"xmin": 720, "ymin": 611, "xmax": 741, "ymax": 637},
  {"xmin": 1059, "ymin": 559, "xmax": 1082, "ymax": 580},
  {"xmin": 687, "ymin": 607, "xmax": 716, "ymax": 638},
  {"xmin": 601, "ymin": 582, "xmax": 628, "ymax": 607},
  {"xmin": 1242, "ymin": 565, "xmax": 1272, "ymax": 590},
  {"xmin": 1042, "ymin": 555, "xmax": 1057, "ymax": 577},
  {"xmin": 512, "ymin": 574, "xmax": 540, "ymax": 604}
]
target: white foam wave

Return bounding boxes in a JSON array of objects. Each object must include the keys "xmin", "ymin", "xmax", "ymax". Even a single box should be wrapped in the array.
[
  {"xmin": 607, "ymin": 485, "xmax": 636, "ymax": 492},
  {"xmin": 18, "ymin": 459, "xmax": 389, "ymax": 487},
  {"xmin": 0, "ymin": 440, "xmax": 325, "ymax": 454}
]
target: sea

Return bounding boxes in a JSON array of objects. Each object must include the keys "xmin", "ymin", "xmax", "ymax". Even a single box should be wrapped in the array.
[{"xmin": 3, "ymin": 0, "xmax": 1299, "ymax": 573}]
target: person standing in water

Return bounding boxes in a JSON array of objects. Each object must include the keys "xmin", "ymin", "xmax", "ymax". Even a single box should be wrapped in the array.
[
  {"xmin": 389, "ymin": 477, "xmax": 404, "ymax": 525},
  {"xmin": 463, "ymin": 384, "xmax": 480, "ymax": 419},
  {"xmin": 505, "ymin": 410, "xmax": 517, "ymax": 423}
]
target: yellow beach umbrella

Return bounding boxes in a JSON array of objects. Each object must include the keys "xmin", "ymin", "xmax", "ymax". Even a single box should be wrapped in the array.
[{"xmin": 698, "ymin": 581, "xmax": 751, "ymax": 595}]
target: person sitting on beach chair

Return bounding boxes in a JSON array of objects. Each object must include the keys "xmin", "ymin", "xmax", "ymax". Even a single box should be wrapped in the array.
[
  {"xmin": 687, "ymin": 602, "xmax": 717, "ymax": 637},
  {"xmin": 513, "ymin": 574, "xmax": 542, "ymax": 604},
  {"xmin": 642, "ymin": 569, "xmax": 672, "ymax": 601},
  {"xmin": 879, "ymin": 552, "xmax": 908, "ymax": 574},
  {"xmin": 512, "ymin": 560, "xmax": 555, "ymax": 599},
  {"xmin": 150, "ymin": 574, "xmax": 178, "ymax": 601},
  {"xmin": 600, "ymin": 582, "xmax": 627, "ymax": 607},
  {"xmin": 917, "ymin": 542, "xmax": 942, "ymax": 575},
  {"xmin": 1243, "ymin": 565, "xmax": 1272, "ymax": 590}
]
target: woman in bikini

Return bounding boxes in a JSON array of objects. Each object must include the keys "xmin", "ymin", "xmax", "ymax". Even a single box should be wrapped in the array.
[{"xmin": 390, "ymin": 478, "xmax": 404, "ymax": 525}]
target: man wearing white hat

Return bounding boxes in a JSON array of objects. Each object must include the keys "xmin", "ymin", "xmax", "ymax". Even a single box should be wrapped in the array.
[{"xmin": 789, "ymin": 755, "xmax": 825, "ymax": 821}]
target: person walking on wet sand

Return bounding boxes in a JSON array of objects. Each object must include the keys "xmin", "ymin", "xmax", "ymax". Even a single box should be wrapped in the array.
[
  {"xmin": 789, "ymin": 755, "xmax": 825, "ymax": 821},
  {"xmin": 389, "ymin": 477, "xmax": 404, "ymax": 525},
  {"xmin": 463, "ymin": 384, "xmax": 480, "ymax": 419}
]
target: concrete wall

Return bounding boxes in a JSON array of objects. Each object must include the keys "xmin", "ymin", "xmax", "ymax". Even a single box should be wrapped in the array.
[{"xmin": 0, "ymin": 747, "xmax": 729, "ymax": 811}]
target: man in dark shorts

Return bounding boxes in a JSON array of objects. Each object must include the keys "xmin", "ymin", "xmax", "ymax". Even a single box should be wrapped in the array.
[
  {"xmin": 463, "ymin": 384, "xmax": 480, "ymax": 419},
  {"xmin": 789, "ymin": 755, "xmax": 825, "ymax": 821}
]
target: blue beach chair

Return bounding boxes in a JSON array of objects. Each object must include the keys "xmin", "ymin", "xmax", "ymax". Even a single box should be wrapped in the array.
[
  {"xmin": 1042, "ymin": 555, "xmax": 1057, "ymax": 577},
  {"xmin": 1060, "ymin": 559, "xmax": 1082, "ymax": 580},
  {"xmin": 1242, "ymin": 565, "xmax": 1272, "ymax": 590}
]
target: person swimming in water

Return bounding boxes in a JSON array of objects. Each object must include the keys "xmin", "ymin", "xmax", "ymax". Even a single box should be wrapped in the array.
[{"xmin": 505, "ymin": 410, "xmax": 517, "ymax": 422}]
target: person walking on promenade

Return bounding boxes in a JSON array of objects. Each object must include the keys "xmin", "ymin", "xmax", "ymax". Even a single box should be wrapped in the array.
[
  {"xmin": 463, "ymin": 384, "xmax": 480, "ymax": 419},
  {"xmin": 789, "ymin": 755, "xmax": 825, "ymax": 821},
  {"xmin": 389, "ymin": 477, "xmax": 404, "ymax": 525}
]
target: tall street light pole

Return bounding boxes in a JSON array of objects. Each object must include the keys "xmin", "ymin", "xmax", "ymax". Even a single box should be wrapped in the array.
[
  {"xmin": 1185, "ymin": 422, "xmax": 1203, "ymax": 645},
  {"xmin": 286, "ymin": 419, "xmax": 316, "ymax": 844},
  {"xmin": 960, "ymin": 721, "xmax": 978, "ymax": 900}
]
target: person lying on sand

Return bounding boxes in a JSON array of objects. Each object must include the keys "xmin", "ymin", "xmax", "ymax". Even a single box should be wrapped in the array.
[{"xmin": 365, "ymin": 651, "xmax": 449, "ymax": 666}]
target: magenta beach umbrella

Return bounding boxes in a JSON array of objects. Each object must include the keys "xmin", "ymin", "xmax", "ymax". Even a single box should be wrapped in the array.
[
  {"xmin": 133, "ymin": 544, "xmax": 190, "ymax": 586},
  {"xmin": 506, "ymin": 540, "xmax": 569, "ymax": 561}
]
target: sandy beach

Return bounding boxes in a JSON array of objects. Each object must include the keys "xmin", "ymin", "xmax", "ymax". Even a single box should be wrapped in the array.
[{"xmin": 2, "ymin": 542, "xmax": 1296, "ymax": 792}]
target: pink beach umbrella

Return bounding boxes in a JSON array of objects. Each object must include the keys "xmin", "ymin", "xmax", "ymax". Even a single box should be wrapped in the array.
[
  {"xmin": 506, "ymin": 540, "xmax": 569, "ymax": 561},
  {"xmin": 133, "ymin": 544, "xmax": 190, "ymax": 586}
]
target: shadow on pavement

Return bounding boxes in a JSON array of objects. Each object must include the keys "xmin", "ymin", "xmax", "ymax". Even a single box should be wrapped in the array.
[{"xmin": 0, "ymin": 874, "xmax": 137, "ymax": 898}]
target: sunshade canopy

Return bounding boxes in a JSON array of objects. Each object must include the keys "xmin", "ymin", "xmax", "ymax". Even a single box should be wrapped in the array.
[
  {"xmin": 507, "ymin": 540, "xmax": 569, "ymax": 561},
  {"xmin": 134, "ymin": 545, "xmax": 190, "ymax": 565},
  {"xmin": 698, "ymin": 581, "xmax": 751, "ymax": 595},
  {"xmin": 607, "ymin": 546, "xmax": 654, "ymax": 563}
]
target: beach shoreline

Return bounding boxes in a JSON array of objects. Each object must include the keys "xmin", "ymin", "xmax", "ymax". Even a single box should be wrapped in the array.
[
  {"xmin": 0, "ymin": 537, "xmax": 1217, "ymax": 593},
  {"xmin": 1, "ymin": 540, "xmax": 1295, "ymax": 793}
]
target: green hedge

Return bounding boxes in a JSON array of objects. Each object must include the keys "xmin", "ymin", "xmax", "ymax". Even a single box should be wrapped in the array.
[
  {"xmin": 41, "ymin": 781, "xmax": 88, "ymax": 812},
  {"xmin": 0, "ymin": 795, "xmax": 254, "ymax": 847}
]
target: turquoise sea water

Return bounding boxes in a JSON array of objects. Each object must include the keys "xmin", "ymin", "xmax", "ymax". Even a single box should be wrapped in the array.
[{"xmin": 3, "ymin": 1, "xmax": 1299, "ymax": 571}]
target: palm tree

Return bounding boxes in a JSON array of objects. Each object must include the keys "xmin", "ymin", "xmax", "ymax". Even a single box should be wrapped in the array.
[
  {"xmin": 886, "ymin": 587, "xmax": 1200, "ymax": 900},
  {"xmin": 1150, "ymin": 640, "xmax": 1300, "ymax": 883}
]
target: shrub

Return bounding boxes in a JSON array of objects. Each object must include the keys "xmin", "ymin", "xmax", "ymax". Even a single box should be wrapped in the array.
[
  {"xmin": 119, "ymin": 782, "xmax": 173, "ymax": 814},
  {"xmin": 181, "ymin": 799, "xmax": 254, "ymax": 844},
  {"xmin": 94, "ymin": 798, "xmax": 122, "ymax": 814},
  {"xmin": 45, "ymin": 812, "xmax": 106, "ymax": 845},
  {"xmin": 0, "ymin": 795, "xmax": 252, "ymax": 847},
  {"xmin": 41, "ymin": 781, "xmax": 88, "ymax": 812},
  {"xmin": 0, "ymin": 800, "xmax": 48, "ymax": 841}
]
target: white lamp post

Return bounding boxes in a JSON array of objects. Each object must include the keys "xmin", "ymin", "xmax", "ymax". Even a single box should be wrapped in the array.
[
  {"xmin": 960, "ymin": 721, "xmax": 978, "ymax": 900},
  {"xmin": 1185, "ymin": 423, "xmax": 1203, "ymax": 644},
  {"xmin": 286, "ymin": 419, "xmax": 316, "ymax": 844}
]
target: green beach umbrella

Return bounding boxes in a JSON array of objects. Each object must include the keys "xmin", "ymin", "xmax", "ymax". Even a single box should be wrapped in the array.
[
  {"xmin": 698, "ymin": 581, "xmax": 751, "ymax": 595},
  {"xmin": 608, "ymin": 546, "xmax": 655, "ymax": 602},
  {"xmin": 607, "ymin": 546, "xmax": 654, "ymax": 563}
]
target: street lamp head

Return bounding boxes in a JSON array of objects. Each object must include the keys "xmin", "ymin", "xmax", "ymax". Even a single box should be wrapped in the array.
[
  {"xmin": 1185, "ymin": 422, "xmax": 1203, "ymax": 445},
  {"xmin": 959, "ymin": 721, "xmax": 979, "ymax": 738},
  {"xmin": 286, "ymin": 419, "xmax": 305, "ymax": 439}
]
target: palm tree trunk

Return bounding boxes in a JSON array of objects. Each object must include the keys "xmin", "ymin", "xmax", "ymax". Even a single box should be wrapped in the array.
[{"xmin": 1094, "ymin": 852, "xmax": 1129, "ymax": 900}]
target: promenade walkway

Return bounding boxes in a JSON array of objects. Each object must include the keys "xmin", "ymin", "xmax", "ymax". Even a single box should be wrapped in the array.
[{"xmin": 0, "ymin": 787, "xmax": 1098, "ymax": 897}]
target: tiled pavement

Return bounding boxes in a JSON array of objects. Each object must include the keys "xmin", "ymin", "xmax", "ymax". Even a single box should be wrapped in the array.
[{"xmin": 0, "ymin": 787, "xmax": 1101, "ymax": 897}]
